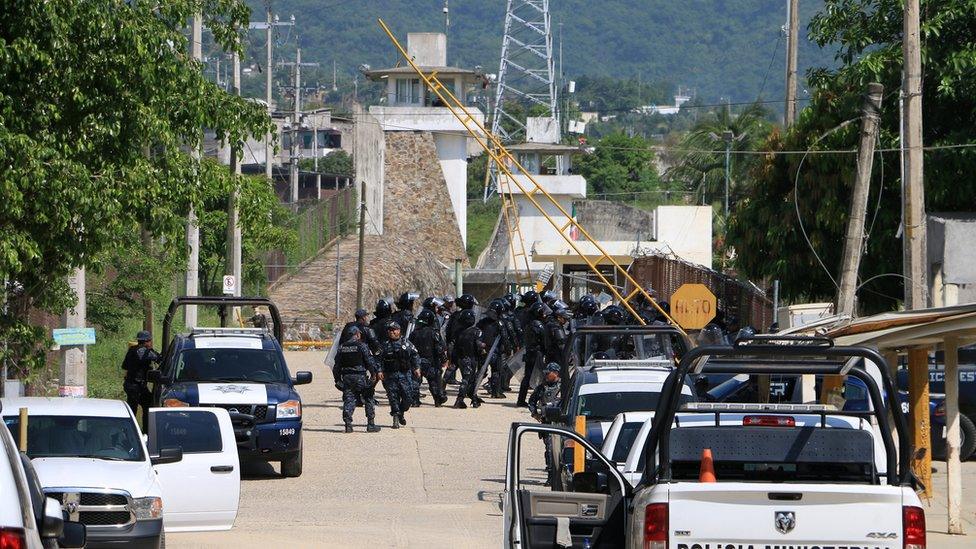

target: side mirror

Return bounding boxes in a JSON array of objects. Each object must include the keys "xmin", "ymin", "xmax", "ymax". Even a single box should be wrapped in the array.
[
  {"xmin": 293, "ymin": 371, "xmax": 313, "ymax": 385},
  {"xmin": 41, "ymin": 498, "xmax": 64, "ymax": 539},
  {"xmin": 147, "ymin": 370, "xmax": 162, "ymax": 384},
  {"xmin": 58, "ymin": 522, "xmax": 87, "ymax": 549},
  {"xmin": 543, "ymin": 405, "xmax": 564, "ymax": 424},
  {"xmin": 572, "ymin": 470, "xmax": 609, "ymax": 494},
  {"xmin": 150, "ymin": 446, "xmax": 182, "ymax": 466}
]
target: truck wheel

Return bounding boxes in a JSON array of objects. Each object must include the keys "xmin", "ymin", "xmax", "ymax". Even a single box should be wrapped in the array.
[
  {"xmin": 159, "ymin": 532, "xmax": 166, "ymax": 549},
  {"xmin": 281, "ymin": 446, "xmax": 303, "ymax": 477}
]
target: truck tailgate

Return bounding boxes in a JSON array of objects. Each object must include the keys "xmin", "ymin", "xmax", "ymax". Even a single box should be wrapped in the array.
[{"xmin": 667, "ymin": 483, "xmax": 904, "ymax": 548}]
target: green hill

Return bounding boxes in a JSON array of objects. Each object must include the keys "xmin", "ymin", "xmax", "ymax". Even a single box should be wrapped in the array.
[{"xmin": 245, "ymin": 0, "xmax": 834, "ymax": 107}]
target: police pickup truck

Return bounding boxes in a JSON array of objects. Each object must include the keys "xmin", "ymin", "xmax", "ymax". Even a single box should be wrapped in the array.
[
  {"xmin": 150, "ymin": 297, "xmax": 312, "ymax": 477},
  {"xmin": 503, "ymin": 336, "xmax": 924, "ymax": 549}
]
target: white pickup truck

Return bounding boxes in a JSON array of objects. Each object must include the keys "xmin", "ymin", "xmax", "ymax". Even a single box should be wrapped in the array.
[{"xmin": 502, "ymin": 337, "xmax": 924, "ymax": 549}]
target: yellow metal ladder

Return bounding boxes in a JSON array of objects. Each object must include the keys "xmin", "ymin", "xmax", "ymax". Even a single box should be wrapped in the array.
[{"xmin": 378, "ymin": 19, "xmax": 682, "ymax": 333}]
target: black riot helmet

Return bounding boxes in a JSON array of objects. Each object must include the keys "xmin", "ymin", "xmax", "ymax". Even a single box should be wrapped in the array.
[
  {"xmin": 528, "ymin": 301, "xmax": 547, "ymax": 320},
  {"xmin": 396, "ymin": 292, "xmax": 419, "ymax": 311},
  {"xmin": 503, "ymin": 293, "xmax": 518, "ymax": 311},
  {"xmin": 602, "ymin": 305, "xmax": 626, "ymax": 326},
  {"xmin": 520, "ymin": 290, "xmax": 539, "ymax": 305},
  {"xmin": 735, "ymin": 325, "xmax": 757, "ymax": 342},
  {"xmin": 699, "ymin": 323, "xmax": 726, "ymax": 346},
  {"xmin": 456, "ymin": 294, "xmax": 478, "ymax": 310},
  {"xmin": 456, "ymin": 308, "xmax": 477, "ymax": 329},
  {"xmin": 540, "ymin": 290, "xmax": 558, "ymax": 305},
  {"xmin": 577, "ymin": 294, "xmax": 599, "ymax": 316},
  {"xmin": 374, "ymin": 298, "xmax": 393, "ymax": 317},
  {"xmin": 487, "ymin": 299, "xmax": 506, "ymax": 320},
  {"xmin": 422, "ymin": 296, "xmax": 444, "ymax": 312},
  {"xmin": 416, "ymin": 308, "xmax": 438, "ymax": 327}
]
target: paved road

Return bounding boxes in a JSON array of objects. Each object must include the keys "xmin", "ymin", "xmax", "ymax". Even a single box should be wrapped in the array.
[
  {"xmin": 170, "ymin": 350, "xmax": 976, "ymax": 548},
  {"xmin": 170, "ymin": 350, "xmax": 525, "ymax": 548}
]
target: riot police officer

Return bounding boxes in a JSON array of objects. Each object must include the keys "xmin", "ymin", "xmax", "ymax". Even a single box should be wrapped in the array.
[
  {"xmin": 391, "ymin": 292, "xmax": 419, "ymax": 334},
  {"xmin": 121, "ymin": 331, "xmax": 161, "ymax": 430},
  {"xmin": 516, "ymin": 290, "xmax": 539, "ymax": 329},
  {"xmin": 370, "ymin": 298, "xmax": 394, "ymax": 346},
  {"xmin": 451, "ymin": 309, "xmax": 485, "ymax": 409},
  {"xmin": 516, "ymin": 301, "xmax": 547, "ymax": 407},
  {"xmin": 575, "ymin": 294, "xmax": 600, "ymax": 325},
  {"xmin": 544, "ymin": 307, "xmax": 572, "ymax": 366},
  {"xmin": 340, "ymin": 308, "xmax": 380, "ymax": 353},
  {"xmin": 410, "ymin": 309, "xmax": 449, "ymax": 407},
  {"xmin": 528, "ymin": 362, "xmax": 563, "ymax": 486},
  {"xmin": 333, "ymin": 327, "xmax": 381, "ymax": 433},
  {"xmin": 478, "ymin": 300, "xmax": 508, "ymax": 399},
  {"xmin": 378, "ymin": 321, "xmax": 421, "ymax": 428},
  {"xmin": 444, "ymin": 293, "xmax": 478, "ymax": 385}
]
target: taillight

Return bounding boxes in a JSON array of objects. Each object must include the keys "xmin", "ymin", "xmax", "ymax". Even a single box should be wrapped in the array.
[
  {"xmin": 643, "ymin": 503, "xmax": 668, "ymax": 549},
  {"xmin": 743, "ymin": 415, "xmax": 796, "ymax": 427},
  {"xmin": 0, "ymin": 528, "xmax": 26, "ymax": 549},
  {"xmin": 903, "ymin": 506, "xmax": 925, "ymax": 549}
]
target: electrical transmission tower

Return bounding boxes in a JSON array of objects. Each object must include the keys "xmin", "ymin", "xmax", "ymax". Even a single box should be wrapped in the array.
[{"xmin": 491, "ymin": 0, "xmax": 559, "ymax": 144}]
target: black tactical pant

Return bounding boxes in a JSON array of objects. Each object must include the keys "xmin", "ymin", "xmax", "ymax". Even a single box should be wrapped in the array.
[
  {"xmin": 124, "ymin": 381, "xmax": 151, "ymax": 431},
  {"xmin": 517, "ymin": 351, "xmax": 541, "ymax": 404},
  {"xmin": 457, "ymin": 357, "xmax": 478, "ymax": 400},
  {"xmin": 384, "ymin": 372, "xmax": 414, "ymax": 417},
  {"xmin": 421, "ymin": 363, "xmax": 445, "ymax": 400},
  {"xmin": 341, "ymin": 374, "xmax": 375, "ymax": 425}
]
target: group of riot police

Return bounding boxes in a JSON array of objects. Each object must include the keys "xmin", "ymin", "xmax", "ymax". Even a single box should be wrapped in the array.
[{"xmin": 330, "ymin": 289, "xmax": 616, "ymax": 432}]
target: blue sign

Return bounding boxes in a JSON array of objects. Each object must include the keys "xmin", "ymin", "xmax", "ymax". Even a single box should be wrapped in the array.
[{"xmin": 52, "ymin": 328, "xmax": 96, "ymax": 346}]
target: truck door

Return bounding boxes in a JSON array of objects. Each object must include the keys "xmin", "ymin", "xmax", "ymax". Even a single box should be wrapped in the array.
[
  {"xmin": 148, "ymin": 408, "xmax": 240, "ymax": 532},
  {"xmin": 504, "ymin": 423, "xmax": 630, "ymax": 549}
]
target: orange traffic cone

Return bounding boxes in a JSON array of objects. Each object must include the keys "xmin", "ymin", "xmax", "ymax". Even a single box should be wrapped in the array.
[{"xmin": 699, "ymin": 448, "xmax": 716, "ymax": 482}]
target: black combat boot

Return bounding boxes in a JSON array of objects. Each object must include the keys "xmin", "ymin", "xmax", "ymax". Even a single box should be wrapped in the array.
[
  {"xmin": 392, "ymin": 416, "xmax": 400, "ymax": 429},
  {"xmin": 398, "ymin": 414, "xmax": 407, "ymax": 426},
  {"xmin": 453, "ymin": 397, "xmax": 467, "ymax": 409},
  {"xmin": 366, "ymin": 422, "xmax": 380, "ymax": 433},
  {"xmin": 344, "ymin": 423, "xmax": 353, "ymax": 433}
]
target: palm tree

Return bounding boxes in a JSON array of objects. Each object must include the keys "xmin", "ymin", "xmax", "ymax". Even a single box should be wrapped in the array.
[{"xmin": 664, "ymin": 102, "xmax": 773, "ymax": 208}]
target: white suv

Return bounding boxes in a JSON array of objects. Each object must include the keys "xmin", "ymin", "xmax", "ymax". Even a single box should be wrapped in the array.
[{"xmin": 2, "ymin": 397, "xmax": 240, "ymax": 548}]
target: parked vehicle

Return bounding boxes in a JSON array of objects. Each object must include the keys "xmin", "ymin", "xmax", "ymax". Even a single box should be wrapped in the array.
[
  {"xmin": 2, "ymin": 397, "xmax": 240, "ymax": 548},
  {"xmin": 0, "ymin": 404, "xmax": 86, "ymax": 549},
  {"xmin": 600, "ymin": 411, "xmax": 654, "ymax": 487},
  {"xmin": 502, "ymin": 337, "xmax": 923, "ymax": 548},
  {"xmin": 150, "ymin": 296, "xmax": 312, "ymax": 477}
]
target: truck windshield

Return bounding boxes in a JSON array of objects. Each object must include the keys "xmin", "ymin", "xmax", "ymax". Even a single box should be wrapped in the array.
[
  {"xmin": 578, "ymin": 391, "xmax": 692, "ymax": 422},
  {"xmin": 3, "ymin": 416, "xmax": 144, "ymax": 462},
  {"xmin": 174, "ymin": 348, "xmax": 287, "ymax": 383}
]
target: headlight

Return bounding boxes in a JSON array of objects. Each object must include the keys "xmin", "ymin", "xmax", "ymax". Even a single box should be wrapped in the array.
[
  {"xmin": 162, "ymin": 398, "xmax": 189, "ymax": 407},
  {"xmin": 277, "ymin": 399, "xmax": 301, "ymax": 419},
  {"xmin": 131, "ymin": 497, "xmax": 163, "ymax": 520}
]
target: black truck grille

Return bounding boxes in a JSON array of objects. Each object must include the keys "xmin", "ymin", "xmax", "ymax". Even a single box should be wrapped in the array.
[
  {"xmin": 45, "ymin": 490, "xmax": 134, "ymax": 528},
  {"xmin": 79, "ymin": 511, "xmax": 132, "ymax": 526}
]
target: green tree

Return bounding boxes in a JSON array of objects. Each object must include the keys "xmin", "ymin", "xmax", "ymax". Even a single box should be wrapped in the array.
[
  {"xmin": 727, "ymin": 0, "xmax": 976, "ymax": 312},
  {"xmin": 0, "ymin": 0, "xmax": 272, "ymax": 377},
  {"xmin": 575, "ymin": 132, "xmax": 662, "ymax": 198},
  {"xmin": 298, "ymin": 150, "xmax": 354, "ymax": 176}
]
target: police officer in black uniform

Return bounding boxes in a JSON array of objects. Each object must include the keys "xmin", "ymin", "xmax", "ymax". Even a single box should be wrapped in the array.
[
  {"xmin": 544, "ymin": 307, "xmax": 572, "ymax": 367},
  {"xmin": 378, "ymin": 321, "xmax": 421, "ymax": 428},
  {"xmin": 528, "ymin": 362, "xmax": 563, "ymax": 486},
  {"xmin": 333, "ymin": 327, "xmax": 381, "ymax": 433},
  {"xmin": 575, "ymin": 294, "xmax": 600, "ymax": 325},
  {"xmin": 478, "ymin": 300, "xmax": 508, "ymax": 399},
  {"xmin": 340, "ymin": 308, "xmax": 380, "ymax": 352},
  {"xmin": 410, "ymin": 309, "xmax": 449, "ymax": 407},
  {"xmin": 370, "ymin": 299, "xmax": 394, "ymax": 346},
  {"xmin": 391, "ymin": 292, "xmax": 419, "ymax": 334},
  {"xmin": 516, "ymin": 301, "xmax": 547, "ymax": 407},
  {"xmin": 121, "ymin": 331, "xmax": 161, "ymax": 430},
  {"xmin": 451, "ymin": 309, "xmax": 485, "ymax": 409},
  {"xmin": 444, "ymin": 293, "xmax": 478, "ymax": 385}
]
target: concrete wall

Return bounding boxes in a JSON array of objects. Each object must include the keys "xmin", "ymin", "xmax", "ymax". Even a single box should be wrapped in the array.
[
  {"xmin": 928, "ymin": 214, "xmax": 976, "ymax": 306},
  {"xmin": 407, "ymin": 33, "xmax": 447, "ymax": 66},
  {"xmin": 653, "ymin": 205, "xmax": 712, "ymax": 268},
  {"xmin": 574, "ymin": 200, "xmax": 655, "ymax": 241},
  {"xmin": 383, "ymin": 131, "xmax": 467, "ymax": 266},
  {"xmin": 517, "ymin": 194, "xmax": 578, "ymax": 270},
  {"xmin": 433, "ymin": 133, "xmax": 468, "ymax": 245},
  {"xmin": 353, "ymin": 104, "xmax": 385, "ymax": 235}
]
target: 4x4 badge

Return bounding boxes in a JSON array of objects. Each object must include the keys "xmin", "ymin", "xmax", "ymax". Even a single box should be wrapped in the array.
[
  {"xmin": 214, "ymin": 384, "xmax": 252, "ymax": 394},
  {"xmin": 774, "ymin": 511, "xmax": 796, "ymax": 534}
]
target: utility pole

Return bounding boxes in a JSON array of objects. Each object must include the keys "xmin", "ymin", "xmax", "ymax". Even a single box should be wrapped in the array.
[
  {"xmin": 249, "ymin": 13, "xmax": 295, "ymax": 182},
  {"xmin": 356, "ymin": 181, "xmax": 367, "ymax": 310},
  {"xmin": 784, "ymin": 0, "xmax": 799, "ymax": 127},
  {"xmin": 226, "ymin": 46, "xmax": 243, "ymax": 305},
  {"xmin": 60, "ymin": 268, "xmax": 87, "ymax": 397},
  {"xmin": 186, "ymin": 11, "xmax": 202, "ymax": 328},
  {"xmin": 278, "ymin": 47, "xmax": 318, "ymax": 205},
  {"xmin": 903, "ymin": 0, "xmax": 932, "ymax": 501},
  {"xmin": 836, "ymin": 83, "xmax": 883, "ymax": 317}
]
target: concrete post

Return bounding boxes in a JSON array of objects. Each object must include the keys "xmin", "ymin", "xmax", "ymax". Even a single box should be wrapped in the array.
[
  {"xmin": 944, "ymin": 336, "xmax": 963, "ymax": 533},
  {"xmin": 60, "ymin": 268, "xmax": 87, "ymax": 397},
  {"xmin": 185, "ymin": 12, "xmax": 202, "ymax": 328}
]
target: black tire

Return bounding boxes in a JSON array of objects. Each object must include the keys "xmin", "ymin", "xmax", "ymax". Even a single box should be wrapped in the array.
[
  {"xmin": 159, "ymin": 532, "xmax": 166, "ymax": 549},
  {"xmin": 281, "ymin": 445, "xmax": 303, "ymax": 477},
  {"xmin": 933, "ymin": 414, "xmax": 976, "ymax": 461}
]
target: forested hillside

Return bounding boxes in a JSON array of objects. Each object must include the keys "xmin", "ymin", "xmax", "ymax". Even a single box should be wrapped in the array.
[{"xmin": 248, "ymin": 0, "xmax": 835, "ymax": 106}]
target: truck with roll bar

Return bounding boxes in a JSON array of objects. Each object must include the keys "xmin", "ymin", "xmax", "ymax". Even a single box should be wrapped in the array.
[
  {"xmin": 149, "ymin": 296, "xmax": 311, "ymax": 477},
  {"xmin": 502, "ymin": 336, "xmax": 925, "ymax": 549}
]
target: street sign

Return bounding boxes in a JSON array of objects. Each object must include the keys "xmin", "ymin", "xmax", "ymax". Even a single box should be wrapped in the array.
[
  {"xmin": 222, "ymin": 275, "xmax": 237, "ymax": 295},
  {"xmin": 670, "ymin": 284, "xmax": 717, "ymax": 330},
  {"xmin": 52, "ymin": 328, "xmax": 96, "ymax": 346}
]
